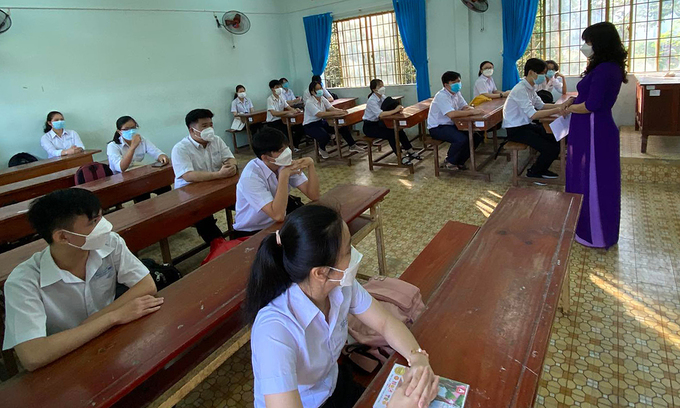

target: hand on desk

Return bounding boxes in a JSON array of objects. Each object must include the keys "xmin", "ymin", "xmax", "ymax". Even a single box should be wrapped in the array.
[
  {"xmin": 158, "ymin": 154, "xmax": 170, "ymax": 165},
  {"xmin": 113, "ymin": 295, "xmax": 164, "ymax": 325},
  {"xmin": 64, "ymin": 146, "xmax": 84, "ymax": 155},
  {"xmin": 219, "ymin": 164, "xmax": 238, "ymax": 178},
  {"xmin": 388, "ymin": 369, "xmax": 440, "ymax": 408}
]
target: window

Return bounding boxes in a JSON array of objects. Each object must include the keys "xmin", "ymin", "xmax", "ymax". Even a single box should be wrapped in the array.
[
  {"xmin": 325, "ymin": 11, "xmax": 416, "ymax": 88},
  {"xmin": 521, "ymin": 0, "xmax": 680, "ymax": 75}
]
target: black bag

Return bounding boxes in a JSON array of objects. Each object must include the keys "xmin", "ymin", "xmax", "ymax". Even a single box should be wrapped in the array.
[
  {"xmin": 380, "ymin": 96, "xmax": 401, "ymax": 111},
  {"xmin": 8, "ymin": 153, "xmax": 38, "ymax": 167},
  {"xmin": 141, "ymin": 259, "xmax": 182, "ymax": 291},
  {"xmin": 537, "ymin": 90, "xmax": 554, "ymax": 104},
  {"xmin": 287, "ymin": 195, "xmax": 304, "ymax": 214}
]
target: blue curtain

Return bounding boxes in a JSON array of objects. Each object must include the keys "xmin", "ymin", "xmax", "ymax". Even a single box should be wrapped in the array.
[
  {"xmin": 393, "ymin": 0, "xmax": 431, "ymax": 101},
  {"xmin": 303, "ymin": 13, "xmax": 333, "ymax": 76},
  {"xmin": 501, "ymin": 0, "xmax": 540, "ymax": 90}
]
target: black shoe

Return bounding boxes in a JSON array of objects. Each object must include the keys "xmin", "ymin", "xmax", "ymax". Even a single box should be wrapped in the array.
[
  {"xmin": 542, "ymin": 170, "xmax": 559, "ymax": 179},
  {"xmin": 407, "ymin": 152, "xmax": 423, "ymax": 161},
  {"xmin": 526, "ymin": 170, "xmax": 548, "ymax": 185}
]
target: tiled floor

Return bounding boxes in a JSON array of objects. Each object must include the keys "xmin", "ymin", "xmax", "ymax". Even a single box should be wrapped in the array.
[
  {"xmin": 133, "ymin": 133, "xmax": 680, "ymax": 408},
  {"xmin": 620, "ymin": 126, "xmax": 680, "ymax": 161}
]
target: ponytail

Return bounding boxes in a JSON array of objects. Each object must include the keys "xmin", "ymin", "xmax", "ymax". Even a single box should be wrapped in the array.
[
  {"xmin": 44, "ymin": 111, "xmax": 62, "ymax": 133},
  {"xmin": 243, "ymin": 205, "xmax": 344, "ymax": 324}
]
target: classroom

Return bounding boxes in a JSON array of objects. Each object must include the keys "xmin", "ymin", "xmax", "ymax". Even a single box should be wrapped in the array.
[{"xmin": 0, "ymin": 0, "xmax": 679, "ymax": 407}]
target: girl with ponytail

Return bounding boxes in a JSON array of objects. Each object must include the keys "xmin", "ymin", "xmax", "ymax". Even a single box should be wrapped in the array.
[
  {"xmin": 246, "ymin": 205, "xmax": 439, "ymax": 408},
  {"xmin": 106, "ymin": 115, "xmax": 169, "ymax": 174}
]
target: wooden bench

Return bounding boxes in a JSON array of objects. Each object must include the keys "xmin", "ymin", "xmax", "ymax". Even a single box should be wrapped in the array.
[
  {"xmin": 355, "ymin": 187, "xmax": 582, "ymax": 408},
  {"xmin": 0, "ymin": 184, "xmax": 389, "ymax": 408},
  {"xmin": 378, "ymin": 99, "xmax": 433, "ymax": 174},
  {"xmin": 0, "ymin": 164, "xmax": 175, "ymax": 247},
  {"xmin": 0, "ymin": 149, "xmax": 101, "ymax": 187},
  {"xmin": 0, "ymin": 167, "xmax": 78, "ymax": 207}
]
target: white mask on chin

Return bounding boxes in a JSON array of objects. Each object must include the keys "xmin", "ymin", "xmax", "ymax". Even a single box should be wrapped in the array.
[
  {"xmin": 327, "ymin": 246, "xmax": 363, "ymax": 287},
  {"xmin": 193, "ymin": 127, "xmax": 215, "ymax": 142},
  {"xmin": 62, "ymin": 217, "xmax": 112, "ymax": 251},
  {"xmin": 272, "ymin": 147, "xmax": 293, "ymax": 167}
]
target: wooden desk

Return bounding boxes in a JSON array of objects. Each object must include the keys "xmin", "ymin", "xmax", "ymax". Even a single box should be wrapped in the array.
[
  {"xmin": 0, "ymin": 184, "xmax": 388, "ymax": 408},
  {"xmin": 0, "ymin": 149, "xmax": 100, "ymax": 187},
  {"xmin": 235, "ymin": 110, "xmax": 267, "ymax": 150},
  {"xmin": 0, "ymin": 165, "xmax": 175, "ymax": 246},
  {"xmin": 322, "ymin": 104, "xmax": 368, "ymax": 165},
  {"xmin": 635, "ymin": 76, "xmax": 680, "ymax": 153},
  {"xmin": 355, "ymin": 187, "xmax": 582, "ymax": 408},
  {"xmin": 330, "ymin": 97, "xmax": 358, "ymax": 110},
  {"xmin": 380, "ymin": 98, "xmax": 433, "ymax": 174},
  {"xmin": 0, "ymin": 168, "xmax": 77, "ymax": 207}
]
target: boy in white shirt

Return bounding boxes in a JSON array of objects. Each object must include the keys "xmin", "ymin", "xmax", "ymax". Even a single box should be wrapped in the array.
[
  {"xmin": 279, "ymin": 77, "xmax": 303, "ymax": 107},
  {"xmin": 233, "ymin": 127, "xmax": 320, "ymax": 236},
  {"xmin": 2, "ymin": 189, "xmax": 160, "ymax": 371},
  {"xmin": 171, "ymin": 108, "xmax": 239, "ymax": 243},
  {"xmin": 427, "ymin": 71, "xmax": 483, "ymax": 170},
  {"xmin": 266, "ymin": 79, "xmax": 304, "ymax": 150},
  {"xmin": 503, "ymin": 58, "xmax": 572, "ymax": 180}
]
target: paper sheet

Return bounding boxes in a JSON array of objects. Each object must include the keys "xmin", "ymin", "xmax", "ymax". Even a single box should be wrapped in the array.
[
  {"xmin": 549, "ymin": 113, "xmax": 571, "ymax": 141},
  {"xmin": 230, "ymin": 117, "xmax": 245, "ymax": 131}
]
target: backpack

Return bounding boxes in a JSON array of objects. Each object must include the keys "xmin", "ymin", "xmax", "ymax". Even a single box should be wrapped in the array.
[
  {"xmin": 344, "ymin": 276, "xmax": 426, "ymax": 372},
  {"xmin": 74, "ymin": 162, "xmax": 113, "ymax": 185},
  {"xmin": 8, "ymin": 153, "xmax": 38, "ymax": 167},
  {"xmin": 141, "ymin": 259, "xmax": 183, "ymax": 291},
  {"xmin": 537, "ymin": 89, "xmax": 554, "ymax": 104}
]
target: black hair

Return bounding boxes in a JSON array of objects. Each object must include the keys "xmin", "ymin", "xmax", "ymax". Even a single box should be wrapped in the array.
[
  {"xmin": 368, "ymin": 78, "xmax": 383, "ymax": 99},
  {"xmin": 28, "ymin": 189, "xmax": 102, "ymax": 245},
  {"xmin": 582, "ymin": 22, "xmax": 628, "ymax": 84},
  {"xmin": 185, "ymin": 108, "xmax": 214, "ymax": 129},
  {"xmin": 311, "ymin": 75, "xmax": 322, "ymax": 84},
  {"xmin": 279, "ymin": 77, "xmax": 288, "ymax": 83},
  {"xmin": 478, "ymin": 61, "xmax": 494, "ymax": 76},
  {"xmin": 269, "ymin": 79, "xmax": 281, "ymax": 89},
  {"xmin": 244, "ymin": 205, "xmax": 344, "ymax": 323},
  {"xmin": 252, "ymin": 126, "xmax": 289, "ymax": 159},
  {"xmin": 441, "ymin": 71, "xmax": 461, "ymax": 84},
  {"xmin": 308, "ymin": 81, "xmax": 322, "ymax": 95},
  {"xmin": 112, "ymin": 115, "xmax": 138, "ymax": 144},
  {"xmin": 524, "ymin": 58, "xmax": 547, "ymax": 77},
  {"xmin": 545, "ymin": 60, "xmax": 560, "ymax": 72},
  {"xmin": 233, "ymin": 84, "xmax": 246, "ymax": 101},
  {"xmin": 44, "ymin": 111, "xmax": 62, "ymax": 133}
]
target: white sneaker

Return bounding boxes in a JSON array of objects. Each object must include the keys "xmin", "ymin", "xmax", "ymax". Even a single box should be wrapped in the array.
[
  {"xmin": 349, "ymin": 144, "xmax": 366, "ymax": 153},
  {"xmin": 318, "ymin": 149, "xmax": 329, "ymax": 159}
]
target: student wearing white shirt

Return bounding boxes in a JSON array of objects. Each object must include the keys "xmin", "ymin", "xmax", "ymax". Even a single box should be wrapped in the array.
[
  {"xmin": 233, "ymin": 127, "xmax": 320, "ymax": 237},
  {"xmin": 362, "ymin": 79, "xmax": 421, "ymax": 165},
  {"xmin": 302, "ymin": 75, "xmax": 334, "ymax": 102},
  {"xmin": 535, "ymin": 60, "xmax": 567, "ymax": 103},
  {"xmin": 473, "ymin": 61, "xmax": 510, "ymax": 99},
  {"xmin": 427, "ymin": 71, "xmax": 483, "ymax": 170},
  {"xmin": 2, "ymin": 189, "xmax": 161, "ymax": 371},
  {"xmin": 41, "ymin": 111, "xmax": 85, "ymax": 158},
  {"xmin": 266, "ymin": 79, "xmax": 304, "ymax": 150},
  {"xmin": 171, "ymin": 109, "xmax": 238, "ymax": 243},
  {"xmin": 231, "ymin": 85, "xmax": 263, "ymax": 135},
  {"xmin": 245, "ymin": 204, "xmax": 439, "ymax": 408},
  {"xmin": 503, "ymin": 58, "xmax": 571, "ymax": 180},
  {"xmin": 280, "ymin": 77, "xmax": 303, "ymax": 107},
  {"xmin": 303, "ymin": 81, "xmax": 364, "ymax": 159}
]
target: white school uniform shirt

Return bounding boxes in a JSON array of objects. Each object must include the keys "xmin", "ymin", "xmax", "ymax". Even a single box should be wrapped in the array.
[
  {"xmin": 267, "ymin": 94, "xmax": 289, "ymax": 123},
  {"xmin": 303, "ymin": 87, "xmax": 332, "ymax": 102},
  {"xmin": 362, "ymin": 93, "xmax": 385, "ymax": 122},
  {"xmin": 303, "ymin": 96, "xmax": 333, "ymax": 126},
  {"xmin": 40, "ymin": 129, "xmax": 85, "ymax": 158},
  {"xmin": 503, "ymin": 79, "xmax": 545, "ymax": 129},
  {"xmin": 2, "ymin": 232, "xmax": 149, "ymax": 351},
  {"xmin": 231, "ymin": 97, "xmax": 254, "ymax": 115},
  {"xmin": 535, "ymin": 76, "xmax": 564, "ymax": 93},
  {"xmin": 282, "ymin": 88, "xmax": 297, "ymax": 102},
  {"xmin": 427, "ymin": 88, "xmax": 469, "ymax": 129},
  {"xmin": 474, "ymin": 75, "xmax": 498, "ymax": 97},
  {"xmin": 171, "ymin": 135, "xmax": 235, "ymax": 189},
  {"xmin": 252, "ymin": 280, "xmax": 373, "ymax": 408},
  {"xmin": 106, "ymin": 137, "xmax": 165, "ymax": 174},
  {"xmin": 233, "ymin": 159, "xmax": 308, "ymax": 232}
]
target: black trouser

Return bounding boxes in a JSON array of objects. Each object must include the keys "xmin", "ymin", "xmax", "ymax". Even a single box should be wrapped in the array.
[
  {"xmin": 320, "ymin": 363, "xmax": 366, "ymax": 408},
  {"xmin": 266, "ymin": 120, "xmax": 303, "ymax": 148},
  {"xmin": 304, "ymin": 120, "xmax": 355, "ymax": 151},
  {"xmin": 194, "ymin": 216, "xmax": 223, "ymax": 244},
  {"xmin": 428, "ymin": 124, "xmax": 482, "ymax": 166},
  {"xmin": 506, "ymin": 123, "xmax": 559, "ymax": 174},
  {"xmin": 133, "ymin": 185, "xmax": 172, "ymax": 204},
  {"xmin": 362, "ymin": 120, "xmax": 413, "ymax": 154}
]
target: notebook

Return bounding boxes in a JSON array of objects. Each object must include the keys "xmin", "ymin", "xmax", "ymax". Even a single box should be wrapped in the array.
[{"xmin": 373, "ymin": 364, "xmax": 469, "ymax": 408}]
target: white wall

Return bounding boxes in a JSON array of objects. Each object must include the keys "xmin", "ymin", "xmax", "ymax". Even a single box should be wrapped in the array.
[{"xmin": 0, "ymin": 0, "xmax": 293, "ymax": 168}]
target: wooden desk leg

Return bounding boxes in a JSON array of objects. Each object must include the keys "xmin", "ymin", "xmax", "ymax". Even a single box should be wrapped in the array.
[
  {"xmin": 334, "ymin": 122, "xmax": 345, "ymax": 160},
  {"xmin": 285, "ymin": 120, "xmax": 294, "ymax": 149},
  {"xmin": 244, "ymin": 120, "xmax": 253, "ymax": 151},
  {"xmin": 559, "ymin": 270, "xmax": 571, "ymax": 314},
  {"xmin": 641, "ymin": 133, "xmax": 648, "ymax": 153},
  {"xmin": 159, "ymin": 238, "xmax": 172, "ymax": 264},
  {"xmin": 468, "ymin": 124, "xmax": 477, "ymax": 171},
  {"xmin": 371, "ymin": 204, "xmax": 387, "ymax": 276}
]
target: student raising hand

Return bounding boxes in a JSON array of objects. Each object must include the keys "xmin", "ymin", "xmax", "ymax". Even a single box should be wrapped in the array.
[{"xmin": 388, "ymin": 372, "xmax": 440, "ymax": 408}]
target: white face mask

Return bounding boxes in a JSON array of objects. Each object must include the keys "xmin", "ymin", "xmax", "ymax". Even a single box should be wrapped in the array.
[
  {"xmin": 62, "ymin": 217, "xmax": 112, "ymax": 251},
  {"xmin": 275, "ymin": 87, "xmax": 284, "ymax": 96},
  {"xmin": 580, "ymin": 43, "xmax": 594, "ymax": 58},
  {"xmin": 238, "ymin": 92, "xmax": 247, "ymax": 99},
  {"xmin": 376, "ymin": 87, "xmax": 386, "ymax": 95},
  {"xmin": 328, "ymin": 246, "xmax": 363, "ymax": 287},
  {"xmin": 193, "ymin": 127, "xmax": 215, "ymax": 142},
  {"xmin": 482, "ymin": 68, "xmax": 494, "ymax": 77},
  {"xmin": 272, "ymin": 147, "xmax": 293, "ymax": 167}
]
